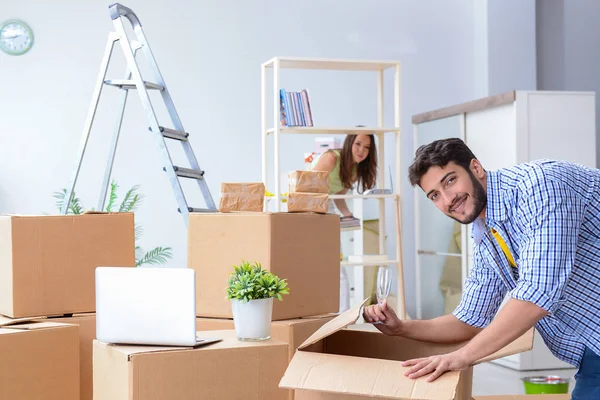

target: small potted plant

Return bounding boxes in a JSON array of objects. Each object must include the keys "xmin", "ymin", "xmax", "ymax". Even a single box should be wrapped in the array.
[{"xmin": 226, "ymin": 261, "xmax": 290, "ymax": 341}]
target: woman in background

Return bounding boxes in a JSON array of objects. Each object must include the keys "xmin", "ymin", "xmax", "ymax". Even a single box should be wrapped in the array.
[
  {"xmin": 312, "ymin": 132, "xmax": 378, "ymax": 220},
  {"xmin": 312, "ymin": 132, "xmax": 378, "ymax": 311}
]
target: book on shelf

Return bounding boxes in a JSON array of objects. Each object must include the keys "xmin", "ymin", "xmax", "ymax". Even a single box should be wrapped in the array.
[{"xmin": 279, "ymin": 88, "xmax": 313, "ymax": 127}]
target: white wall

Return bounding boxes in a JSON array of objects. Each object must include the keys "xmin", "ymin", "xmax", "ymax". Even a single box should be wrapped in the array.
[
  {"xmin": 0, "ymin": 0, "xmax": 480, "ymax": 318},
  {"xmin": 537, "ymin": 0, "xmax": 600, "ymax": 167}
]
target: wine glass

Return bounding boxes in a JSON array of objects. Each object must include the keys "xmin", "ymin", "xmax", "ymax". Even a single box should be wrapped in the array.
[
  {"xmin": 376, "ymin": 266, "xmax": 392, "ymax": 307},
  {"xmin": 372, "ymin": 266, "xmax": 392, "ymax": 325}
]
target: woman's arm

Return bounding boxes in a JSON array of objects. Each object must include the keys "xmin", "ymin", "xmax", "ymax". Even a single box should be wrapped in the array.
[
  {"xmin": 312, "ymin": 151, "xmax": 352, "ymax": 217},
  {"xmin": 333, "ymin": 188, "xmax": 352, "ymax": 217},
  {"xmin": 312, "ymin": 151, "xmax": 336, "ymax": 172}
]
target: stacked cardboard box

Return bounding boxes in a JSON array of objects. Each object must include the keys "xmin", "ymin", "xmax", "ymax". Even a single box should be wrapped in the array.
[
  {"xmin": 287, "ymin": 170, "xmax": 330, "ymax": 213},
  {"xmin": 218, "ymin": 182, "xmax": 266, "ymax": 212},
  {"xmin": 188, "ymin": 211, "xmax": 341, "ymax": 398},
  {"xmin": 188, "ymin": 212, "xmax": 340, "ymax": 320},
  {"xmin": 0, "ymin": 213, "xmax": 135, "ymax": 400},
  {"xmin": 93, "ymin": 329, "xmax": 290, "ymax": 399}
]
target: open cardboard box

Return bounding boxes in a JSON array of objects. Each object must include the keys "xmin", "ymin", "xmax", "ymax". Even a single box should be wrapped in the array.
[{"xmin": 280, "ymin": 301, "xmax": 535, "ymax": 400}]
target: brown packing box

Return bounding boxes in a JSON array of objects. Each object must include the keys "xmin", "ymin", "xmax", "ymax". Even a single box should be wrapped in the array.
[
  {"xmin": 289, "ymin": 170, "xmax": 330, "ymax": 194},
  {"xmin": 0, "ymin": 320, "xmax": 79, "ymax": 400},
  {"xmin": 473, "ymin": 397, "xmax": 570, "ymax": 400},
  {"xmin": 280, "ymin": 301, "xmax": 535, "ymax": 400},
  {"xmin": 218, "ymin": 182, "xmax": 265, "ymax": 212},
  {"xmin": 197, "ymin": 314, "xmax": 337, "ymax": 361},
  {"xmin": 288, "ymin": 192, "xmax": 329, "ymax": 213},
  {"xmin": 197, "ymin": 314, "xmax": 337, "ymax": 400},
  {"xmin": 93, "ymin": 329, "xmax": 289, "ymax": 400},
  {"xmin": 0, "ymin": 213, "xmax": 135, "ymax": 318},
  {"xmin": 0, "ymin": 313, "xmax": 97, "ymax": 400},
  {"xmin": 188, "ymin": 212, "xmax": 340, "ymax": 320}
]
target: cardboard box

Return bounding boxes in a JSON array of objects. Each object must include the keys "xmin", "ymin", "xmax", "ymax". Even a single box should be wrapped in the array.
[
  {"xmin": 473, "ymin": 396, "xmax": 570, "ymax": 400},
  {"xmin": 0, "ymin": 313, "xmax": 97, "ymax": 400},
  {"xmin": 289, "ymin": 170, "xmax": 330, "ymax": 194},
  {"xmin": 280, "ymin": 302, "xmax": 535, "ymax": 400},
  {"xmin": 288, "ymin": 192, "xmax": 329, "ymax": 213},
  {"xmin": 0, "ymin": 320, "xmax": 79, "ymax": 400},
  {"xmin": 197, "ymin": 315, "xmax": 337, "ymax": 400},
  {"xmin": 218, "ymin": 182, "xmax": 265, "ymax": 212},
  {"xmin": 197, "ymin": 314, "xmax": 336, "ymax": 361},
  {"xmin": 93, "ymin": 329, "xmax": 289, "ymax": 400},
  {"xmin": 49, "ymin": 314, "xmax": 96, "ymax": 400},
  {"xmin": 188, "ymin": 212, "xmax": 340, "ymax": 320},
  {"xmin": 0, "ymin": 213, "xmax": 135, "ymax": 318}
]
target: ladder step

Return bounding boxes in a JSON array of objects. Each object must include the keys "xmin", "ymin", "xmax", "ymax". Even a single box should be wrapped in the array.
[
  {"xmin": 165, "ymin": 166, "xmax": 205, "ymax": 180},
  {"xmin": 158, "ymin": 126, "xmax": 189, "ymax": 141},
  {"xmin": 104, "ymin": 79, "xmax": 164, "ymax": 91},
  {"xmin": 179, "ymin": 207, "xmax": 218, "ymax": 213}
]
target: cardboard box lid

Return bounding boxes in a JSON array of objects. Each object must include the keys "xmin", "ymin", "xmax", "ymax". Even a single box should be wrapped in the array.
[
  {"xmin": 282, "ymin": 301, "xmax": 535, "ymax": 399},
  {"xmin": 0, "ymin": 321, "xmax": 74, "ymax": 335},
  {"xmin": 95, "ymin": 329, "xmax": 288, "ymax": 360},
  {"xmin": 0, "ymin": 313, "xmax": 95, "ymax": 327},
  {"xmin": 0, "ymin": 211, "xmax": 130, "ymax": 218}
]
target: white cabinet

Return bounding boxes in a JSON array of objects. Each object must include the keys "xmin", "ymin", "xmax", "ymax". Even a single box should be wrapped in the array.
[{"xmin": 413, "ymin": 90, "xmax": 595, "ymax": 370}]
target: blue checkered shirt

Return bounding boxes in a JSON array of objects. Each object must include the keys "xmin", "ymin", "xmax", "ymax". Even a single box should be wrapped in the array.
[{"xmin": 453, "ymin": 159, "xmax": 600, "ymax": 367}]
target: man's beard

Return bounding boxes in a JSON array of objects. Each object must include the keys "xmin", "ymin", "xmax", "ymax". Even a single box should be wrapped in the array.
[{"xmin": 448, "ymin": 171, "xmax": 487, "ymax": 225}]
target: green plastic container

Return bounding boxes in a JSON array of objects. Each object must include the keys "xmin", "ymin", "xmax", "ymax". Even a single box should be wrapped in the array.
[{"xmin": 522, "ymin": 376, "xmax": 570, "ymax": 394}]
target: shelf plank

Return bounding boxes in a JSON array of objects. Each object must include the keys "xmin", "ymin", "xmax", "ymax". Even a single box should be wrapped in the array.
[
  {"xmin": 341, "ymin": 260, "xmax": 399, "ymax": 267},
  {"xmin": 263, "ymin": 57, "xmax": 399, "ymax": 71},
  {"xmin": 266, "ymin": 126, "xmax": 400, "ymax": 135},
  {"xmin": 329, "ymin": 194, "xmax": 397, "ymax": 200}
]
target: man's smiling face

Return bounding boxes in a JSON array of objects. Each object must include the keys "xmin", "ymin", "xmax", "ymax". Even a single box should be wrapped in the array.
[{"xmin": 419, "ymin": 161, "xmax": 487, "ymax": 224}]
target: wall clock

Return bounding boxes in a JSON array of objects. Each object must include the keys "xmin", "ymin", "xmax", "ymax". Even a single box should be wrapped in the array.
[{"xmin": 0, "ymin": 19, "xmax": 34, "ymax": 56}]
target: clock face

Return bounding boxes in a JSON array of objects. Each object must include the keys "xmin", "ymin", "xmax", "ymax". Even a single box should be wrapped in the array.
[{"xmin": 0, "ymin": 20, "xmax": 34, "ymax": 56}]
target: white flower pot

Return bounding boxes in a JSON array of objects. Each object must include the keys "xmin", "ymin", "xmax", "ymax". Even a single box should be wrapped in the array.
[{"xmin": 230, "ymin": 298, "xmax": 273, "ymax": 341}]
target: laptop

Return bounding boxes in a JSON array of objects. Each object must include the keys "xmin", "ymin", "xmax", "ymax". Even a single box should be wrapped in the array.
[{"xmin": 95, "ymin": 266, "xmax": 221, "ymax": 347}]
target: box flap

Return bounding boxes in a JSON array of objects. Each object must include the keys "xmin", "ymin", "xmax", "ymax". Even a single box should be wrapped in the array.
[
  {"xmin": 473, "ymin": 328, "xmax": 535, "ymax": 364},
  {"xmin": 0, "ymin": 314, "xmax": 39, "ymax": 327},
  {"xmin": 95, "ymin": 330, "xmax": 284, "ymax": 358},
  {"xmin": 3, "ymin": 321, "xmax": 72, "ymax": 331},
  {"xmin": 298, "ymin": 299, "xmax": 368, "ymax": 350},
  {"xmin": 280, "ymin": 351, "xmax": 460, "ymax": 399}
]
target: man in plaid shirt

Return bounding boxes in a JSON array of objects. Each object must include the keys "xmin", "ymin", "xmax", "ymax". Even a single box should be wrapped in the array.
[{"xmin": 364, "ymin": 138, "xmax": 600, "ymax": 398}]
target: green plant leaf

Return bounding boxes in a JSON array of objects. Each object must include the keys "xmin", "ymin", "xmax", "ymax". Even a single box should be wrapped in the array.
[
  {"xmin": 225, "ymin": 260, "xmax": 290, "ymax": 301},
  {"xmin": 136, "ymin": 246, "xmax": 173, "ymax": 267},
  {"xmin": 119, "ymin": 185, "xmax": 143, "ymax": 212},
  {"xmin": 54, "ymin": 188, "xmax": 84, "ymax": 215},
  {"xmin": 105, "ymin": 181, "xmax": 119, "ymax": 212}
]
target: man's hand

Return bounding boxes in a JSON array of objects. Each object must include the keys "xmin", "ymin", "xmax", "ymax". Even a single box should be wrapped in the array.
[
  {"xmin": 362, "ymin": 300, "xmax": 402, "ymax": 336},
  {"xmin": 402, "ymin": 350, "xmax": 471, "ymax": 382}
]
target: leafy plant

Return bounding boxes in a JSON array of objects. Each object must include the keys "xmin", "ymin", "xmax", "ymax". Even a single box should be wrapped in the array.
[
  {"xmin": 226, "ymin": 261, "xmax": 290, "ymax": 303},
  {"xmin": 54, "ymin": 181, "xmax": 173, "ymax": 267}
]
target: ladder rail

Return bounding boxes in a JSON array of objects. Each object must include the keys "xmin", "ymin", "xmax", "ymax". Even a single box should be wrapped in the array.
[
  {"xmin": 62, "ymin": 32, "xmax": 119, "ymax": 215},
  {"xmin": 97, "ymin": 43, "xmax": 144, "ymax": 212},
  {"xmin": 111, "ymin": 16, "xmax": 193, "ymax": 225},
  {"xmin": 124, "ymin": 17, "xmax": 216, "ymax": 210}
]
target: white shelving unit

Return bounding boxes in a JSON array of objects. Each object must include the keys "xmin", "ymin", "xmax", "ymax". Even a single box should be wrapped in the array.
[{"xmin": 260, "ymin": 56, "xmax": 406, "ymax": 318}]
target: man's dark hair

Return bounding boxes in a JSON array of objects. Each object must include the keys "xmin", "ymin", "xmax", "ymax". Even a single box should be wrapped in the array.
[{"xmin": 408, "ymin": 138, "xmax": 478, "ymax": 187}]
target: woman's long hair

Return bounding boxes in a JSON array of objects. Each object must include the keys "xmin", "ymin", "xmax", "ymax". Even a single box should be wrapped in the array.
[{"xmin": 338, "ymin": 133, "xmax": 377, "ymax": 193}]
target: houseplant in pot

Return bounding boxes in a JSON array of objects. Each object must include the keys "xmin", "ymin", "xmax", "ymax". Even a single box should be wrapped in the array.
[{"xmin": 226, "ymin": 261, "xmax": 289, "ymax": 341}]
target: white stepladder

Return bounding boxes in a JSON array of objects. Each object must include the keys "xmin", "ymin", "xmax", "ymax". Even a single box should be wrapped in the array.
[{"xmin": 61, "ymin": 3, "xmax": 216, "ymax": 226}]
